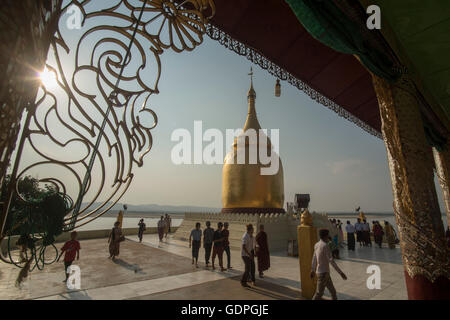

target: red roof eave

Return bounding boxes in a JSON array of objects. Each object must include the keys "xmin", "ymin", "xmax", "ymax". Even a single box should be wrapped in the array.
[{"xmin": 208, "ymin": 0, "xmax": 381, "ymax": 138}]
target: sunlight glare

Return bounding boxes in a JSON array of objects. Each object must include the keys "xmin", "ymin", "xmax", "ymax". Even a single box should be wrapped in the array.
[{"xmin": 39, "ymin": 67, "xmax": 58, "ymax": 88}]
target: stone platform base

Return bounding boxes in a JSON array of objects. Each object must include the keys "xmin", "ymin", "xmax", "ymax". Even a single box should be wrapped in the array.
[
  {"xmin": 174, "ymin": 212, "xmax": 334, "ymax": 252},
  {"xmin": 175, "ymin": 212, "xmax": 295, "ymax": 251},
  {"xmin": 221, "ymin": 207, "xmax": 286, "ymax": 214}
]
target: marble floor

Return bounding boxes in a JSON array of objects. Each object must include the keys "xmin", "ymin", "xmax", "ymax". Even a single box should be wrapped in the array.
[{"xmin": 0, "ymin": 234, "xmax": 407, "ymax": 300}]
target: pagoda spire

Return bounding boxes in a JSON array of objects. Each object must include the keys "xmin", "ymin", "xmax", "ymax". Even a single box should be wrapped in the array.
[
  {"xmin": 244, "ymin": 67, "xmax": 260, "ymax": 131},
  {"xmin": 247, "ymin": 67, "xmax": 256, "ymax": 103}
]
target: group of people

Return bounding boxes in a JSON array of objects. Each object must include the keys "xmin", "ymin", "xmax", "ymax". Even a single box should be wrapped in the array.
[
  {"xmin": 344, "ymin": 218, "xmax": 397, "ymax": 251},
  {"xmin": 324, "ymin": 217, "xmax": 398, "ymax": 263},
  {"xmin": 189, "ymin": 221, "xmax": 271, "ymax": 287},
  {"xmin": 59, "ymin": 215, "xmax": 170, "ymax": 282},
  {"xmin": 157, "ymin": 214, "xmax": 172, "ymax": 242},
  {"xmin": 58, "ymin": 214, "xmax": 449, "ymax": 300},
  {"xmin": 189, "ymin": 221, "xmax": 231, "ymax": 271},
  {"xmin": 355, "ymin": 218, "xmax": 373, "ymax": 247}
]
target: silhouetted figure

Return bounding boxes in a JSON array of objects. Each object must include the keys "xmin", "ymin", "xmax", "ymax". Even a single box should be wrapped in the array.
[{"xmin": 256, "ymin": 224, "xmax": 270, "ymax": 278}]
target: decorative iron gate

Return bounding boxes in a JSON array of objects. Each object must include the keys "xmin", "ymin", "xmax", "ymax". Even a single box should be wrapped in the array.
[{"xmin": 0, "ymin": 0, "xmax": 215, "ymax": 273}]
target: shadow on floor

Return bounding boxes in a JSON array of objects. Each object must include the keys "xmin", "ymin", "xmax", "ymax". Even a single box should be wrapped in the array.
[
  {"xmin": 229, "ymin": 276, "xmax": 302, "ymax": 300},
  {"xmin": 113, "ymin": 258, "xmax": 146, "ymax": 275},
  {"xmin": 258, "ymin": 276, "xmax": 359, "ymax": 300},
  {"xmin": 339, "ymin": 248, "xmax": 403, "ymax": 265},
  {"xmin": 58, "ymin": 290, "xmax": 93, "ymax": 300},
  {"xmin": 270, "ymin": 247, "xmax": 403, "ymax": 266},
  {"xmin": 263, "ymin": 276, "xmax": 300, "ymax": 289}
]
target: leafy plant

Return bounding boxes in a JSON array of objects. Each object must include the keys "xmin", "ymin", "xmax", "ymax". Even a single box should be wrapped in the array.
[{"xmin": 1, "ymin": 175, "xmax": 68, "ymax": 244}]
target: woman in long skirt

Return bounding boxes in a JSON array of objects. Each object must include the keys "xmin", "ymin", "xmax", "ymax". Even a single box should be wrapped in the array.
[
  {"xmin": 108, "ymin": 221, "xmax": 123, "ymax": 260},
  {"xmin": 164, "ymin": 214, "xmax": 170, "ymax": 239},
  {"xmin": 373, "ymin": 221, "xmax": 384, "ymax": 248},
  {"xmin": 157, "ymin": 216, "xmax": 165, "ymax": 242},
  {"xmin": 384, "ymin": 221, "xmax": 396, "ymax": 249},
  {"xmin": 255, "ymin": 225, "xmax": 270, "ymax": 278}
]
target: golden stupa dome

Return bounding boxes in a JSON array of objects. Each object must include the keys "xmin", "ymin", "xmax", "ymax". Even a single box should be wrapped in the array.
[{"xmin": 221, "ymin": 69, "xmax": 284, "ymax": 213}]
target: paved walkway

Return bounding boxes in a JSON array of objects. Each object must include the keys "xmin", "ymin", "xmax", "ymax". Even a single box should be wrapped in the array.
[
  {"xmin": 126, "ymin": 234, "xmax": 407, "ymax": 300},
  {"xmin": 0, "ymin": 234, "xmax": 407, "ymax": 300}
]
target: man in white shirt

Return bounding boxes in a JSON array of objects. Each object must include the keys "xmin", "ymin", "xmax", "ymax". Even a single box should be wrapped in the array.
[
  {"xmin": 241, "ymin": 224, "xmax": 256, "ymax": 287},
  {"xmin": 354, "ymin": 218, "xmax": 363, "ymax": 247},
  {"xmin": 311, "ymin": 229, "xmax": 347, "ymax": 300},
  {"xmin": 345, "ymin": 221, "xmax": 356, "ymax": 251}
]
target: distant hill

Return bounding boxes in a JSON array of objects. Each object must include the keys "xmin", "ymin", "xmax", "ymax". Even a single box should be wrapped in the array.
[{"xmin": 81, "ymin": 202, "xmax": 220, "ymax": 214}]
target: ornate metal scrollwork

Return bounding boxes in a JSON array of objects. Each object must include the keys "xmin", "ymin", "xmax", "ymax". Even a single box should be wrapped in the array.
[{"xmin": 2, "ymin": 0, "xmax": 215, "ymax": 270}]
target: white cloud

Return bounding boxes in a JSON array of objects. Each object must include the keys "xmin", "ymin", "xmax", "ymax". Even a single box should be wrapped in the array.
[{"xmin": 327, "ymin": 159, "xmax": 365, "ymax": 175}]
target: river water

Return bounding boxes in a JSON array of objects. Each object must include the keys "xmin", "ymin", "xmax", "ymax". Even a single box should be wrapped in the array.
[
  {"xmin": 74, "ymin": 216, "xmax": 183, "ymax": 231},
  {"xmin": 73, "ymin": 213, "xmax": 448, "ymax": 233}
]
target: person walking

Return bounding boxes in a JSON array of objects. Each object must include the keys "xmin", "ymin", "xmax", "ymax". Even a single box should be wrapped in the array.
[
  {"xmin": 362, "ymin": 219, "xmax": 372, "ymax": 247},
  {"xmin": 337, "ymin": 220, "xmax": 344, "ymax": 247},
  {"xmin": 241, "ymin": 224, "xmax": 256, "ymax": 287},
  {"xmin": 212, "ymin": 222, "xmax": 225, "ymax": 271},
  {"xmin": 203, "ymin": 221, "xmax": 214, "ymax": 267},
  {"xmin": 329, "ymin": 234, "xmax": 340, "ymax": 259},
  {"xmin": 138, "ymin": 218, "xmax": 146, "ymax": 243},
  {"xmin": 345, "ymin": 221, "xmax": 356, "ymax": 251},
  {"xmin": 311, "ymin": 229, "xmax": 347, "ymax": 300},
  {"xmin": 373, "ymin": 221, "xmax": 384, "ymax": 248},
  {"xmin": 384, "ymin": 221, "xmax": 397, "ymax": 249},
  {"xmin": 108, "ymin": 221, "xmax": 123, "ymax": 260},
  {"xmin": 167, "ymin": 214, "xmax": 172, "ymax": 234},
  {"xmin": 157, "ymin": 216, "xmax": 165, "ymax": 242},
  {"xmin": 255, "ymin": 224, "xmax": 270, "ymax": 278},
  {"xmin": 164, "ymin": 214, "xmax": 170, "ymax": 239},
  {"xmin": 222, "ymin": 222, "xmax": 232, "ymax": 269},
  {"xmin": 189, "ymin": 222, "xmax": 202, "ymax": 268},
  {"xmin": 355, "ymin": 218, "xmax": 363, "ymax": 247},
  {"xmin": 58, "ymin": 231, "xmax": 80, "ymax": 282}
]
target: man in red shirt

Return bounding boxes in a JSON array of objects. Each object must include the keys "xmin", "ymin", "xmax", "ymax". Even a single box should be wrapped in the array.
[{"xmin": 58, "ymin": 231, "xmax": 81, "ymax": 282}]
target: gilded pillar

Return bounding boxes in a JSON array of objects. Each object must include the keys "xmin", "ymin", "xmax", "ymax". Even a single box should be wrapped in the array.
[
  {"xmin": 117, "ymin": 210, "xmax": 124, "ymax": 228},
  {"xmin": 433, "ymin": 146, "xmax": 450, "ymax": 228},
  {"xmin": 371, "ymin": 74, "xmax": 450, "ymax": 299},
  {"xmin": 297, "ymin": 209, "xmax": 317, "ymax": 299}
]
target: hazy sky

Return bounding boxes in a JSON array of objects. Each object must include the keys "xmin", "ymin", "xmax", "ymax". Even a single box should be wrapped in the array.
[
  {"xmin": 18, "ymin": 3, "xmax": 445, "ymax": 213},
  {"xmin": 110, "ymin": 38, "xmax": 445, "ymax": 212}
]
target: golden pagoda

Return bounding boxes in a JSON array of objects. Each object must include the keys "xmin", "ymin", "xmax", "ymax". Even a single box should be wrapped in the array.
[{"xmin": 221, "ymin": 68, "xmax": 285, "ymax": 213}]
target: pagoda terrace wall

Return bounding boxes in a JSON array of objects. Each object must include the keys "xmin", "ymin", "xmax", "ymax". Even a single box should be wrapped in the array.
[
  {"xmin": 175, "ymin": 212, "xmax": 337, "ymax": 253},
  {"xmin": 175, "ymin": 212, "xmax": 302, "ymax": 252}
]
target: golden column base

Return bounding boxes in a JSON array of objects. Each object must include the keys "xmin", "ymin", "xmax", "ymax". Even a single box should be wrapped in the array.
[
  {"xmin": 297, "ymin": 210, "xmax": 317, "ymax": 299},
  {"xmin": 117, "ymin": 210, "xmax": 124, "ymax": 229}
]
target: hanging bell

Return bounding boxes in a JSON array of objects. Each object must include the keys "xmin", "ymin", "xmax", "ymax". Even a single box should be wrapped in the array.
[{"xmin": 275, "ymin": 79, "xmax": 281, "ymax": 97}]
